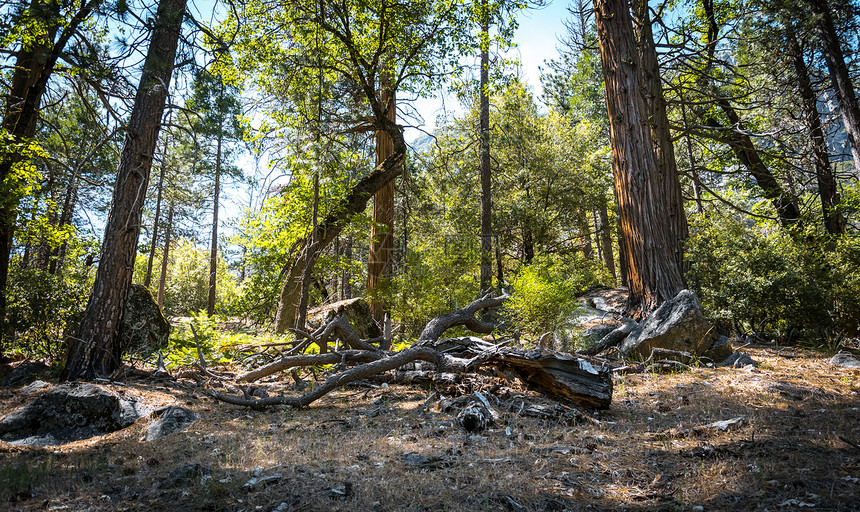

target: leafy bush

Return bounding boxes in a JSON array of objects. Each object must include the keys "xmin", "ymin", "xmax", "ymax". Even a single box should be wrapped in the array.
[
  {"xmin": 506, "ymin": 254, "xmax": 597, "ymax": 340},
  {"xmin": 134, "ymin": 239, "xmax": 238, "ymax": 317},
  {"xmin": 391, "ymin": 244, "xmax": 481, "ymax": 340},
  {"xmin": 4, "ymin": 233, "xmax": 97, "ymax": 360},
  {"xmin": 157, "ymin": 311, "xmax": 235, "ymax": 369},
  {"xmin": 686, "ymin": 214, "xmax": 860, "ymax": 343}
]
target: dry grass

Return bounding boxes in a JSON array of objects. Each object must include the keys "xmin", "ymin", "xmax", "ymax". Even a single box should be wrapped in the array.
[{"xmin": 1, "ymin": 346, "xmax": 859, "ymax": 511}]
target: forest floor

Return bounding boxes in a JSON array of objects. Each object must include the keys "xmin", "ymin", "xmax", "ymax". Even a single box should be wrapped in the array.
[{"xmin": 1, "ymin": 345, "xmax": 859, "ymax": 511}]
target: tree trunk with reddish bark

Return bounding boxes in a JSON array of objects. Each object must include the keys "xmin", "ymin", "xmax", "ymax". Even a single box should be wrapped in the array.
[{"xmin": 593, "ymin": 0, "xmax": 686, "ymax": 316}]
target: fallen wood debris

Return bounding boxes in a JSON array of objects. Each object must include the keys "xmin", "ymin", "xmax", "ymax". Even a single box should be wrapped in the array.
[{"xmin": 211, "ymin": 293, "xmax": 614, "ymax": 411}]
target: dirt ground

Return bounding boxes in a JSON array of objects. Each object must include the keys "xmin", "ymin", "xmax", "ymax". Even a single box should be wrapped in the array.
[{"xmin": 1, "ymin": 346, "xmax": 859, "ymax": 511}]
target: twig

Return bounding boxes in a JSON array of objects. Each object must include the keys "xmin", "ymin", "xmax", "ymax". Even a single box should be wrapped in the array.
[
  {"xmin": 190, "ymin": 323, "xmax": 207, "ymax": 369},
  {"xmin": 840, "ymin": 435, "xmax": 860, "ymax": 451}
]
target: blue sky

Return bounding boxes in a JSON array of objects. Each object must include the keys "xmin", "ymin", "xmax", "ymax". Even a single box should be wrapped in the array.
[{"xmin": 405, "ymin": 0, "xmax": 571, "ymax": 141}]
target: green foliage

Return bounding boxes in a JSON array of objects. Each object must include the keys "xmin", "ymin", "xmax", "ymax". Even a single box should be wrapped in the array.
[
  {"xmin": 686, "ymin": 214, "xmax": 860, "ymax": 343},
  {"xmin": 135, "ymin": 240, "xmax": 238, "ymax": 317},
  {"xmin": 159, "ymin": 311, "xmax": 234, "ymax": 369},
  {"xmin": 506, "ymin": 254, "xmax": 596, "ymax": 337},
  {"xmin": 392, "ymin": 243, "xmax": 481, "ymax": 339},
  {"xmin": 4, "ymin": 232, "xmax": 97, "ymax": 360}
]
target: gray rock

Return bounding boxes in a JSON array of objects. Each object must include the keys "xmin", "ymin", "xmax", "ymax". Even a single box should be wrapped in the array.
[
  {"xmin": 243, "ymin": 472, "xmax": 283, "ymax": 490},
  {"xmin": 702, "ymin": 335, "xmax": 733, "ymax": 362},
  {"xmin": 119, "ymin": 283, "xmax": 171, "ymax": 357},
  {"xmin": 619, "ymin": 290, "xmax": 717, "ymax": 360},
  {"xmin": 158, "ymin": 464, "xmax": 205, "ymax": 489},
  {"xmin": 0, "ymin": 383, "xmax": 150, "ymax": 446},
  {"xmin": 145, "ymin": 406, "xmax": 197, "ymax": 441},
  {"xmin": 21, "ymin": 380, "xmax": 50, "ymax": 395},
  {"xmin": 2, "ymin": 361, "xmax": 50, "ymax": 388},
  {"xmin": 719, "ymin": 352, "xmax": 759, "ymax": 368},
  {"xmin": 831, "ymin": 352, "xmax": 860, "ymax": 369}
]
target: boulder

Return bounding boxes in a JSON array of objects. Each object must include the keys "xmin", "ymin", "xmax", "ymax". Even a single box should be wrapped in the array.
[
  {"xmin": 2, "ymin": 361, "xmax": 50, "ymax": 388},
  {"xmin": 120, "ymin": 283, "xmax": 171, "ymax": 357},
  {"xmin": 702, "ymin": 335, "xmax": 734, "ymax": 362},
  {"xmin": 719, "ymin": 352, "xmax": 759, "ymax": 368},
  {"xmin": 831, "ymin": 352, "xmax": 860, "ymax": 369},
  {"xmin": 619, "ymin": 290, "xmax": 717, "ymax": 360},
  {"xmin": 306, "ymin": 297, "xmax": 381, "ymax": 339},
  {"xmin": 145, "ymin": 406, "xmax": 197, "ymax": 441},
  {"xmin": 0, "ymin": 383, "xmax": 150, "ymax": 446}
]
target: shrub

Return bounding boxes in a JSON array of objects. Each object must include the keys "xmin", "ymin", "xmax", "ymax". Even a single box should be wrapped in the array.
[
  {"xmin": 134, "ymin": 239, "xmax": 238, "ymax": 317},
  {"xmin": 506, "ymin": 254, "xmax": 597, "ymax": 341},
  {"xmin": 686, "ymin": 214, "xmax": 860, "ymax": 343}
]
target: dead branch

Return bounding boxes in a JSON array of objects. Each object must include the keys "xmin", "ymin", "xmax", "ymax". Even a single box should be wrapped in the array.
[
  {"xmin": 217, "ymin": 293, "xmax": 611, "ymax": 410},
  {"xmin": 236, "ymin": 350, "xmax": 387, "ymax": 383},
  {"xmin": 415, "ymin": 293, "xmax": 508, "ymax": 345},
  {"xmin": 214, "ymin": 346, "xmax": 468, "ymax": 409}
]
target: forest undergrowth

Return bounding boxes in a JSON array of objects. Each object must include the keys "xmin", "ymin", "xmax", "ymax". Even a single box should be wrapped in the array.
[{"xmin": 1, "ymin": 344, "xmax": 858, "ymax": 511}]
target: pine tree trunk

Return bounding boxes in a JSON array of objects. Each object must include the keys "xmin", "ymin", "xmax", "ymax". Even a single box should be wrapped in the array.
[
  {"xmin": 597, "ymin": 201, "xmax": 616, "ymax": 282},
  {"xmin": 49, "ymin": 169, "xmax": 80, "ymax": 275},
  {"xmin": 787, "ymin": 23, "xmax": 845, "ymax": 235},
  {"xmin": 478, "ymin": 0, "xmax": 493, "ymax": 293},
  {"xmin": 704, "ymin": 103, "xmax": 802, "ymax": 226},
  {"xmin": 144, "ymin": 136, "xmax": 169, "ymax": 288},
  {"xmin": 295, "ymin": 171, "xmax": 319, "ymax": 331},
  {"xmin": 157, "ymin": 202, "xmax": 174, "ymax": 309},
  {"xmin": 578, "ymin": 210, "xmax": 594, "ymax": 259},
  {"xmin": 63, "ymin": 0, "xmax": 185, "ymax": 380},
  {"xmin": 207, "ymin": 132, "xmax": 222, "ymax": 316},
  {"xmin": 807, "ymin": 0, "xmax": 860, "ymax": 172},
  {"xmin": 367, "ymin": 87, "xmax": 396, "ymax": 324},
  {"xmin": 699, "ymin": 0, "xmax": 800, "ymax": 226},
  {"xmin": 594, "ymin": 0, "xmax": 685, "ymax": 316}
]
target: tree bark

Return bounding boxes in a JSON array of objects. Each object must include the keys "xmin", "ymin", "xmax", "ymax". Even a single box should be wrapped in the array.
[
  {"xmin": 786, "ymin": 23, "xmax": 845, "ymax": 235},
  {"xmin": 367, "ymin": 88, "xmax": 397, "ymax": 324},
  {"xmin": 63, "ymin": 0, "xmax": 185, "ymax": 380},
  {"xmin": 157, "ymin": 202, "xmax": 174, "ymax": 309},
  {"xmin": 594, "ymin": 0, "xmax": 686, "ymax": 317},
  {"xmin": 144, "ymin": 135, "xmax": 169, "ymax": 288},
  {"xmin": 807, "ymin": 0, "xmax": 860, "ymax": 172},
  {"xmin": 0, "ymin": 0, "xmax": 101, "ymax": 344},
  {"xmin": 703, "ymin": 103, "xmax": 802, "ymax": 226},
  {"xmin": 207, "ymin": 131, "xmax": 222, "ymax": 316},
  {"xmin": 479, "ymin": 0, "xmax": 493, "ymax": 293},
  {"xmin": 597, "ymin": 201, "xmax": 616, "ymax": 282},
  {"xmin": 630, "ymin": 0, "xmax": 688, "ymax": 272}
]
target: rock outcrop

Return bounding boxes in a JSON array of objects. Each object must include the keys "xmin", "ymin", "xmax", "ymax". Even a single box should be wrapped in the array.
[
  {"xmin": 619, "ymin": 290, "xmax": 719, "ymax": 360},
  {"xmin": 0, "ymin": 383, "xmax": 149, "ymax": 446},
  {"xmin": 120, "ymin": 283, "xmax": 171, "ymax": 357}
]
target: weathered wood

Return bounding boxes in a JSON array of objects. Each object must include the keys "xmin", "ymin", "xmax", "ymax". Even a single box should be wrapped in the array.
[
  {"xmin": 416, "ymin": 293, "xmax": 507, "ymax": 345},
  {"xmin": 493, "ymin": 350, "xmax": 613, "ymax": 410},
  {"xmin": 220, "ymin": 294, "xmax": 613, "ymax": 411},
  {"xmin": 235, "ymin": 350, "xmax": 386, "ymax": 383}
]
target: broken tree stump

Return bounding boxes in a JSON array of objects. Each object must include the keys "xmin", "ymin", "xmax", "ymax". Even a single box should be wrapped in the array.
[{"xmin": 492, "ymin": 350, "xmax": 613, "ymax": 410}]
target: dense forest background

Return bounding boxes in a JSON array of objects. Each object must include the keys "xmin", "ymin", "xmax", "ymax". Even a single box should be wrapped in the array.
[{"xmin": 2, "ymin": 0, "xmax": 860, "ymax": 372}]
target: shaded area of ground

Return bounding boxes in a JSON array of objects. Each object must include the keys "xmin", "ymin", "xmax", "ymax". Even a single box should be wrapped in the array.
[{"xmin": 1, "ymin": 346, "xmax": 859, "ymax": 511}]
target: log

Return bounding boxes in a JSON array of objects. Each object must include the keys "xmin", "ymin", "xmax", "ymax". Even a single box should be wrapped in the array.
[
  {"xmin": 216, "ymin": 294, "xmax": 613, "ymax": 411},
  {"xmin": 492, "ymin": 350, "xmax": 613, "ymax": 409}
]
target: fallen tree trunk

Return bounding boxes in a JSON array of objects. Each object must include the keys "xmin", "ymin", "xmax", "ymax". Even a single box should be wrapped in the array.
[
  {"xmin": 493, "ymin": 350, "xmax": 612, "ymax": 409},
  {"xmin": 215, "ymin": 293, "xmax": 613, "ymax": 410}
]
